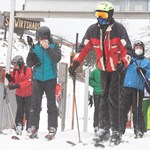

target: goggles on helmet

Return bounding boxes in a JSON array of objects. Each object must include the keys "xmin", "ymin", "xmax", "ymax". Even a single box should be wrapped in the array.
[
  {"xmin": 134, "ymin": 40, "xmax": 143, "ymax": 46},
  {"xmin": 95, "ymin": 11, "xmax": 108, "ymax": 19}
]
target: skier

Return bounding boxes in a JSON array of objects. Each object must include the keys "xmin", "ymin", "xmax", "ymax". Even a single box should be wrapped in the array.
[
  {"xmin": 89, "ymin": 66, "xmax": 103, "ymax": 136},
  {"xmin": 5, "ymin": 55, "xmax": 32, "ymax": 135},
  {"xmin": 26, "ymin": 26, "xmax": 61, "ymax": 140},
  {"xmin": 68, "ymin": 1, "xmax": 132, "ymax": 145},
  {"xmin": 120, "ymin": 40, "xmax": 150, "ymax": 138}
]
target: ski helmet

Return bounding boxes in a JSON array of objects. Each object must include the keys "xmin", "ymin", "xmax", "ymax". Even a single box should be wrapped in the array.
[
  {"xmin": 36, "ymin": 26, "xmax": 51, "ymax": 40},
  {"xmin": 11, "ymin": 55, "xmax": 24, "ymax": 68},
  {"xmin": 95, "ymin": 1, "xmax": 114, "ymax": 19},
  {"xmin": 133, "ymin": 40, "xmax": 145, "ymax": 51}
]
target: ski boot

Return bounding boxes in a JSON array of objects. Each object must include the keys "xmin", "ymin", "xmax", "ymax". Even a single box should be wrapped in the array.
[
  {"xmin": 110, "ymin": 130, "xmax": 122, "ymax": 145},
  {"xmin": 134, "ymin": 129, "xmax": 144, "ymax": 138},
  {"xmin": 16, "ymin": 123, "xmax": 22, "ymax": 136},
  {"xmin": 94, "ymin": 126, "xmax": 99, "ymax": 137},
  {"xmin": 93, "ymin": 128, "xmax": 110, "ymax": 147},
  {"xmin": 29, "ymin": 126, "xmax": 38, "ymax": 139},
  {"xmin": 45, "ymin": 127, "xmax": 57, "ymax": 141}
]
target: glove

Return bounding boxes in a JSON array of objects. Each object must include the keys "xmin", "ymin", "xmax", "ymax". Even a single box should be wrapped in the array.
[
  {"xmin": 27, "ymin": 52, "xmax": 41, "ymax": 67},
  {"xmin": 88, "ymin": 95, "xmax": 93, "ymax": 108},
  {"xmin": 116, "ymin": 61, "xmax": 124, "ymax": 73},
  {"xmin": 5, "ymin": 73, "xmax": 13, "ymax": 82},
  {"xmin": 136, "ymin": 66, "xmax": 146, "ymax": 75},
  {"xmin": 8, "ymin": 84, "xmax": 20, "ymax": 90},
  {"xmin": 68, "ymin": 60, "xmax": 80, "ymax": 77}
]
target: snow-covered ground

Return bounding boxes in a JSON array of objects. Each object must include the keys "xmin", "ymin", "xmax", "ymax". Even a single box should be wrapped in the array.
[{"xmin": 1, "ymin": 96, "xmax": 150, "ymax": 150}]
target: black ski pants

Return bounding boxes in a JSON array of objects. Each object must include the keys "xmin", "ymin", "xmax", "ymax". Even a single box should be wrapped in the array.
[
  {"xmin": 93, "ymin": 94, "xmax": 101, "ymax": 128},
  {"xmin": 29, "ymin": 79, "xmax": 58, "ymax": 131},
  {"xmin": 15, "ymin": 95, "xmax": 31, "ymax": 130},
  {"xmin": 99, "ymin": 71, "xmax": 124, "ymax": 131},
  {"xmin": 120, "ymin": 87, "xmax": 146, "ymax": 134}
]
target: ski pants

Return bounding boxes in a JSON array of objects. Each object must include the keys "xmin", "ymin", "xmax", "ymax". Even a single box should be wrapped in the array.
[
  {"xmin": 29, "ymin": 78, "xmax": 58, "ymax": 130},
  {"xmin": 99, "ymin": 71, "xmax": 124, "ymax": 131},
  {"xmin": 120, "ymin": 87, "xmax": 146, "ymax": 134},
  {"xmin": 93, "ymin": 94, "xmax": 101, "ymax": 128},
  {"xmin": 15, "ymin": 95, "xmax": 31, "ymax": 130}
]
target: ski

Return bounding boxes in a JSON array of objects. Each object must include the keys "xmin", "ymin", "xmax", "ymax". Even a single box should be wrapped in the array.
[
  {"xmin": 45, "ymin": 134, "xmax": 54, "ymax": 141},
  {"xmin": 109, "ymin": 139, "xmax": 129, "ymax": 147},
  {"xmin": 94, "ymin": 141, "xmax": 105, "ymax": 148},
  {"xmin": 66, "ymin": 140, "xmax": 76, "ymax": 146},
  {"xmin": 67, "ymin": 139, "xmax": 105, "ymax": 148},
  {"xmin": 11, "ymin": 135, "xmax": 20, "ymax": 140}
]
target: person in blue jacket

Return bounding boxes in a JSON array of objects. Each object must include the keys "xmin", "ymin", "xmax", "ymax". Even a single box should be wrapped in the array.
[
  {"xmin": 120, "ymin": 40, "xmax": 150, "ymax": 139},
  {"xmin": 26, "ymin": 26, "xmax": 61, "ymax": 140}
]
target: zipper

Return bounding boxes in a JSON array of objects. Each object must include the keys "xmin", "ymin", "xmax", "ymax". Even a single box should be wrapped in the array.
[{"xmin": 42, "ymin": 49, "xmax": 44, "ymax": 80}]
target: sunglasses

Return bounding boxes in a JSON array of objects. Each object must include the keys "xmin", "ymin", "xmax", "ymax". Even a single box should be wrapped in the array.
[{"xmin": 95, "ymin": 11, "xmax": 108, "ymax": 19}]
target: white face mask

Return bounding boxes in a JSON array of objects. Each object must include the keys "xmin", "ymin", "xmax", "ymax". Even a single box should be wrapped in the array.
[{"xmin": 135, "ymin": 48, "xmax": 143, "ymax": 56}]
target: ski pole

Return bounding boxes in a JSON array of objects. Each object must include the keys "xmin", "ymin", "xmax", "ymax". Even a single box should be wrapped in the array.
[
  {"xmin": 4, "ymin": 86, "xmax": 17, "ymax": 130},
  {"xmin": 139, "ymin": 69, "xmax": 150, "ymax": 89},
  {"xmin": 117, "ymin": 50, "xmax": 121, "ymax": 136},
  {"xmin": 136, "ymin": 88, "xmax": 140, "ymax": 131},
  {"xmin": 74, "ymin": 33, "xmax": 82, "ymax": 143},
  {"xmin": 134, "ymin": 59, "xmax": 150, "ymax": 89},
  {"xmin": 73, "ymin": 73, "xmax": 82, "ymax": 143},
  {"xmin": 67, "ymin": 33, "xmax": 81, "ymax": 144}
]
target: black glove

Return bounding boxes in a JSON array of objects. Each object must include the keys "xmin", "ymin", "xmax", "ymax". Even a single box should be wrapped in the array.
[
  {"xmin": 5, "ymin": 73, "xmax": 13, "ymax": 82},
  {"xmin": 8, "ymin": 84, "xmax": 20, "ymax": 90},
  {"xmin": 136, "ymin": 66, "xmax": 146, "ymax": 75},
  {"xmin": 116, "ymin": 61, "xmax": 124, "ymax": 73},
  {"xmin": 26, "ymin": 52, "xmax": 41, "ymax": 67},
  {"xmin": 68, "ymin": 60, "xmax": 80, "ymax": 77},
  {"xmin": 88, "ymin": 95, "xmax": 93, "ymax": 108}
]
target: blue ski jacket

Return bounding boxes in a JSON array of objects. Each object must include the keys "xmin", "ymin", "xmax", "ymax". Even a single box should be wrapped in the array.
[
  {"xmin": 123, "ymin": 57, "xmax": 150, "ymax": 90},
  {"xmin": 30, "ymin": 42, "xmax": 61, "ymax": 81}
]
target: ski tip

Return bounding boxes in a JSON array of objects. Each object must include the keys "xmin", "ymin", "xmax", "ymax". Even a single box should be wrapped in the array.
[
  {"xmin": 11, "ymin": 136, "xmax": 20, "ymax": 140},
  {"xmin": 66, "ymin": 140, "xmax": 76, "ymax": 146},
  {"xmin": 94, "ymin": 142, "xmax": 105, "ymax": 148}
]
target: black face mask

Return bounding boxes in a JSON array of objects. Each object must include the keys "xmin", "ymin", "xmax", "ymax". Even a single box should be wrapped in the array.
[{"xmin": 99, "ymin": 24, "xmax": 109, "ymax": 30}]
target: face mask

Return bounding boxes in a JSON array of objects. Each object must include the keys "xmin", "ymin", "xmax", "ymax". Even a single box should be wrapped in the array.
[
  {"xmin": 135, "ymin": 48, "xmax": 143, "ymax": 56},
  {"xmin": 97, "ymin": 17, "xmax": 108, "ymax": 25}
]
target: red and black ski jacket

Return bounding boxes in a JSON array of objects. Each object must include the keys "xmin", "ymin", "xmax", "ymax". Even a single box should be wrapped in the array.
[
  {"xmin": 9, "ymin": 65, "xmax": 32, "ymax": 97},
  {"xmin": 74, "ymin": 21, "xmax": 132, "ymax": 72}
]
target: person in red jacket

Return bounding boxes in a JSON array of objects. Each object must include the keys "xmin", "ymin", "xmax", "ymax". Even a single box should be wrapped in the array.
[
  {"xmin": 68, "ymin": 1, "xmax": 132, "ymax": 145},
  {"xmin": 5, "ymin": 55, "xmax": 32, "ymax": 135}
]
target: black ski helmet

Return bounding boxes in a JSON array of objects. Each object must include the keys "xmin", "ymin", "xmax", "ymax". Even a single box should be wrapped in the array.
[
  {"xmin": 36, "ymin": 26, "xmax": 52, "ymax": 42},
  {"xmin": 11, "ymin": 55, "xmax": 24, "ymax": 68},
  {"xmin": 133, "ymin": 40, "xmax": 145, "ymax": 51}
]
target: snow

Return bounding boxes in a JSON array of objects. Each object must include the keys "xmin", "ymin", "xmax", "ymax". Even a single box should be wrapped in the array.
[
  {"xmin": 1, "ymin": 22, "xmax": 150, "ymax": 149},
  {"xmin": 1, "ymin": 94, "xmax": 150, "ymax": 150},
  {"xmin": 1, "ymin": 112, "xmax": 150, "ymax": 150}
]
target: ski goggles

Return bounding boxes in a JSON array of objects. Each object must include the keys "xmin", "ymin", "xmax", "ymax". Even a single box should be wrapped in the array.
[
  {"xmin": 95, "ymin": 11, "xmax": 108, "ymax": 19},
  {"xmin": 134, "ymin": 40, "xmax": 143, "ymax": 46}
]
